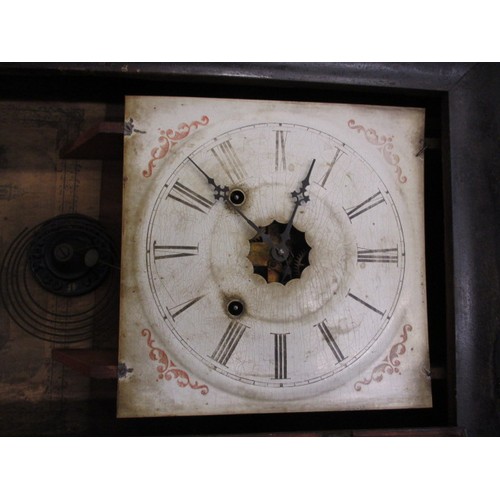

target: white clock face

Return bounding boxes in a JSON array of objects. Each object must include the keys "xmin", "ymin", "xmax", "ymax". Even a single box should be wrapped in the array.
[
  {"xmin": 118, "ymin": 96, "xmax": 431, "ymax": 416},
  {"xmin": 145, "ymin": 122, "xmax": 405, "ymax": 397}
]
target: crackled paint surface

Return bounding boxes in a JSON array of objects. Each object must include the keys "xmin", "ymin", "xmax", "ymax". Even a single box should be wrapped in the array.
[{"xmin": 117, "ymin": 96, "xmax": 431, "ymax": 417}]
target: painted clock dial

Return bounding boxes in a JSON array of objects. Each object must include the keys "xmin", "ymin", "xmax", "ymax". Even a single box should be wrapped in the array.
[{"xmin": 118, "ymin": 97, "xmax": 432, "ymax": 417}]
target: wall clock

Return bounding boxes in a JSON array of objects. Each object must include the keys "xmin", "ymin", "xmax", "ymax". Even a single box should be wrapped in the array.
[{"xmin": 117, "ymin": 95, "xmax": 432, "ymax": 417}]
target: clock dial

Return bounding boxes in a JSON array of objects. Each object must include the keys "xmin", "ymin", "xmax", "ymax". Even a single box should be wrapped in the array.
[
  {"xmin": 118, "ymin": 97, "xmax": 431, "ymax": 416},
  {"xmin": 145, "ymin": 123, "xmax": 404, "ymax": 392}
]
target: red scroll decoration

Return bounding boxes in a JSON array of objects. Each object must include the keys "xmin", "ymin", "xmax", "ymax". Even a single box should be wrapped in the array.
[
  {"xmin": 348, "ymin": 119, "xmax": 407, "ymax": 183},
  {"xmin": 141, "ymin": 329, "xmax": 209, "ymax": 395},
  {"xmin": 143, "ymin": 115, "xmax": 210, "ymax": 178},
  {"xmin": 354, "ymin": 324, "xmax": 412, "ymax": 391}
]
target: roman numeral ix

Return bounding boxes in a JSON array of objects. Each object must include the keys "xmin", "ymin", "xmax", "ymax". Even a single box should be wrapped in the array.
[{"xmin": 153, "ymin": 241, "xmax": 199, "ymax": 260}]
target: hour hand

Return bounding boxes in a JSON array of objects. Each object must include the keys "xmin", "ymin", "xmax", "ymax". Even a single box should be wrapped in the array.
[
  {"xmin": 280, "ymin": 159, "xmax": 316, "ymax": 244},
  {"xmin": 291, "ymin": 158, "xmax": 316, "ymax": 208},
  {"xmin": 188, "ymin": 157, "xmax": 229, "ymax": 201}
]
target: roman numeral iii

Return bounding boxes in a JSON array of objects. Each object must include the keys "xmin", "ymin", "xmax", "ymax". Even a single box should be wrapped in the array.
[{"xmin": 357, "ymin": 246, "xmax": 398, "ymax": 264}]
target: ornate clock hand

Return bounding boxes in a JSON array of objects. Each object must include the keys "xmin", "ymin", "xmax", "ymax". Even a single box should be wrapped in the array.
[
  {"xmin": 291, "ymin": 158, "xmax": 316, "ymax": 208},
  {"xmin": 282, "ymin": 158, "xmax": 317, "ymax": 242},
  {"xmin": 188, "ymin": 157, "xmax": 229, "ymax": 201},
  {"xmin": 272, "ymin": 159, "xmax": 317, "ymax": 265},
  {"xmin": 189, "ymin": 157, "xmax": 274, "ymax": 247},
  {"xmin": 229, "ymin": 205, "xmax": 274, "ymax": 246}
]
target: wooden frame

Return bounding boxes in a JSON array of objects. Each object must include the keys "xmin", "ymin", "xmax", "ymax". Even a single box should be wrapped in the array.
[{"xmin": 1, "ymin": 63, "xmax": 498, "ymax": 436}]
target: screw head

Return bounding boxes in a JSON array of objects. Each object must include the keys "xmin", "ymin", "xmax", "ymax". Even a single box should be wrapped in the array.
[
  {"xmin": 227, "ymin": 300, "xmax": 244, "ymax": 316},
  {"xmin": 229, "ymin": 189, "xmax": 245, "ymax": 206}
]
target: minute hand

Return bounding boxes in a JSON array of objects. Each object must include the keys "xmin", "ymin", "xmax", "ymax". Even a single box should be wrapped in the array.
[
  {"xmin": 231, "ymin": 205, "xmax": 274, "ymax": 247},
  {"xmin": 189, "ymin": 157, "xmax": 273, "ymax": 247},
  {"xmin": 188, "ymin": 157, "xmax": 228, "ymax": 201}
]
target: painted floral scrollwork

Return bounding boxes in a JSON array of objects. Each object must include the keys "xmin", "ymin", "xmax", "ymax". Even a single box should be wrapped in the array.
[
  {"xmin": 354, "ymin": 324, "xmax": 412, "ymax": 391},
  {"xmin": 141, "ymin": 329, "xmax": 209, "ymax": 395},
  {"xmin": 144, "ymin": 115, "xmax": 210, "ymax": 178},
  {"xmin": 348, "ymin": 119, "xmax": 407, "ymax": 183}
]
